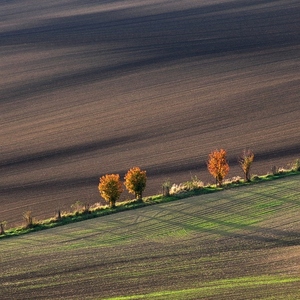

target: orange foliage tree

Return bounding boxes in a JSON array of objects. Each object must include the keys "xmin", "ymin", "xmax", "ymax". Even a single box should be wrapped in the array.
[
  {"xmin": 207, "ymin": 149, "xmax": 230, "ymax": 187},
  {"xmin": 238, "ymin": 149, "xmax": 254, "ymax": 182},
  {"xmin": 124, "ymin": 167, "xmax": 147, "ymax": 200},
  {"xmin": 98, "ymin": 174, "xmax": 123, "ymax": 208}
]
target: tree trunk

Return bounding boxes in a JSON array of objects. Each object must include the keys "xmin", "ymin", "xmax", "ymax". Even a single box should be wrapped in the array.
[
  {"xmin": 163, "ymin": 186, "xmax": 170, "ymax": 197},
  {"xmin": 0, "ymin": 223, "xmax": 5, "ymax": 235}
]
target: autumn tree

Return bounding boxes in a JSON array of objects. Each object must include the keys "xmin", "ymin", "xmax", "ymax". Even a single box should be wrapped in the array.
[
  {"xmin": 207, "ymin": 149, "xmax": 230, "ymax": 187},
  {"xmin": 124, "ymin": 167, "xmax": 147, "ymax": 200},
  {"xmin": 98, "ymin": 174, "xmax": 123, "ymax": 208},
  {"xmin": 238, "ymin": 149, "xmax": 254, "ymax": 182}
]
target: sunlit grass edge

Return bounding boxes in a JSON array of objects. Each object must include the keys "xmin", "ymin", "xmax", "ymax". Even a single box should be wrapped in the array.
[
  {"xmin": 1, "ymin": 169, "xmax": 299, "ymax": 240},
  {"xmin": 103, "ymin": 275, "xmax": 300, "ymax": 300}
]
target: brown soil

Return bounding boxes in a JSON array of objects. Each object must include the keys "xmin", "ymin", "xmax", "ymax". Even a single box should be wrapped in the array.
[{"xmin": 1, "ymin": 0, "xmax": 300, "ymax": 227}]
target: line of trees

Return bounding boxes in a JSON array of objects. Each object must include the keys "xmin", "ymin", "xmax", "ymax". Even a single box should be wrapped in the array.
[
  {"xmin": 207, "ymin": 148, "xmax": 255, "ymax": 187},
  {"xmin": 98, "ymin": 167, "xmax": 147, "ymax": 208},
  {"xmin": 2, "ymin": 149, "xmax": 299, "ymax": 236},
  {"xmin": 98, "ymin": 149, "xmax": 255, "ymax": 205}
]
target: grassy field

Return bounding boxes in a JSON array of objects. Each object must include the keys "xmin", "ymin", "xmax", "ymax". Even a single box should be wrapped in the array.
[
  {"xmin": 1, "ymin": 175, "xmax": 299, "ymax": 299},
  {"xmin": 1, "ymin": 1, "xmax": 299, "ymax": 297},
  {"xmin": 1, "ymin": 0, "xmax": 300, "ymax": 227}
]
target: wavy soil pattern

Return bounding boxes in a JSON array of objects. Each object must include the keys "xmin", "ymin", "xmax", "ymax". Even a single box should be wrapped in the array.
[{"xmin": 0, "ymin": 0, "xmax": 300, "ymax": 227}]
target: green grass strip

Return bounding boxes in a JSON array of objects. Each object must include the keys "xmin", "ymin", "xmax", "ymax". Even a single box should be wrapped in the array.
[
  {"xmin": 1, "ymin": 170, "xmax": 299, "ymax": 240},
  {"xmin": 104, "ymin": 276, "xmax": 300, "ymax": 299}
]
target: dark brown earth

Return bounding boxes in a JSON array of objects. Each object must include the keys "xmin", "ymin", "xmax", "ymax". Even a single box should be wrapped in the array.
[{"xmin": 1, "ymin": 0, "xmax": 300, "ymax": 227}]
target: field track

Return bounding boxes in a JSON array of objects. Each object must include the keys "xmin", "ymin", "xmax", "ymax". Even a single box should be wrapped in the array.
[
  {"xmin": 0, "ymin": 176, "xmax": 299, "ymax": 299},
  {"xmin": 0, "ymin": 0, "xmax": 300, "ymax": 227}
]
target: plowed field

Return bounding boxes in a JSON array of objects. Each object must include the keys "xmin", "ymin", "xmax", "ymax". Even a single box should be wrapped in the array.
[
  {"xmin": 0, "ymin": 176, "xmax": 299, "ymax": 299},
  {"xmin": 1, "ymin": 0, "xmax": 300, "ymax": 227}
]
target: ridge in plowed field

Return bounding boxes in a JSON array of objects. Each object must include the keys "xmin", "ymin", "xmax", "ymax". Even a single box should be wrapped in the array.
[
  {"xmin": 1, "ymin": 0, "xmax": 300, "ymax": 227},
  {"xmin": 0, "ymin": 176, "xmax": 299, "ymax": 299}
]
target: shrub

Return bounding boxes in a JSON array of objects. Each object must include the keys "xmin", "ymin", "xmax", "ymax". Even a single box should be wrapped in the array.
[
  {"xmin": 271, "ymin": 165, "xmax": 279, "ymax": 175},
  {"xmin": 124, "ymin": 167, "xmax": 147, "ymax": 200},
  {"xmin": 83, "ymin": 203, "xmax": 90, "ymax": 214},
  {"xmin": 224, "ymin": 176, "xmax": 242, "ymax": 185},
  {"xmin": 71, "ymin": 201, "xmax": 83, "ymax": 214},
  {"xmin": 207, "ymin": 149, "xmax": 230, "ymax": 187},
  {"xmin": 169, "ymin": 176, "xmax": 204, "ymax": 195},
  {"xmin": 23, "ymin": 211, "xmax": 34, "ymax": 229},
  {"xmin": 70, "ymin": 201, "xmax": 90, "ymax": 215},
  {"xmin": 238, "ymin": 149, "xmax": 254, "ymax": 182},
  {"xmin": 162, "ymin": 180, "xmax": 172, "ymax": 197},
  {"xmin": 56, "ymin": 209, "xmax": 61, "ymax": 221},
  {"xmin": 292, "ymin": 159, "xmax": 300, "ymax": 171},
  {"xmin": 183, "ymin": 176, "xmax": 204, "ymax": 191},
  {"xmin": 169, "ymin": 183, "xmax": 188, "ymax": 195},
  {"xmin": 0, "ymin": 221, "xmax": 7, "ymax": 235},
  {"xmin": 98, "ymin": 174, "xmax": 123, "ymax": 208}
]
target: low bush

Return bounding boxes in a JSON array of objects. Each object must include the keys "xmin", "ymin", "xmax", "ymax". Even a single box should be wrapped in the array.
[
  {"xmin": 224, "ymin": 176, "xmax": 242, "ymax": 185},
  {"xmin": 169, "ymin": 176, "xmax": 204, "ymax": 195},
  {"xmin": 238, "ymin": 149, "xmax": 254, "ymax": 182},
  {"xmin": 162, "ymin": 180, "xmax": 172, "ymax": 197},
  {"xmin": 293, "ymin": 159, "xmax": 300, "ymax": 171},
  {"xmin": 0, "ymin": 221, "xmax": 7, "ymax": 235},
  {"xmin": 71, "ymin": 201, "xmax": 90, "ymax": 215},
  {"xmin": 23, "ymin": 211, "xmax": 34, "ymax": 229}
]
